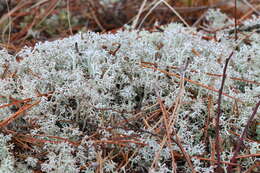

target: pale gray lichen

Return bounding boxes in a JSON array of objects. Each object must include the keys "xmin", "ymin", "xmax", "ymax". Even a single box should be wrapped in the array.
[{"xmin": 0, "ymin": 9, "xmax": 259, "ymax": 172}]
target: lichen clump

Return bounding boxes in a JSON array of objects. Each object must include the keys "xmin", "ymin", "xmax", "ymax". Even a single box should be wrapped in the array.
[{"xmin": 0, "ymin": 10, "xmax": 259, "ymax": 172}]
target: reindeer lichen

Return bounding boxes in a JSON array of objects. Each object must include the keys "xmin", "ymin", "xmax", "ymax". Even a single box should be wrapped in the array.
[{"xmin": 0, "ymin": 9, "xmax": 259, "ymax": 172}]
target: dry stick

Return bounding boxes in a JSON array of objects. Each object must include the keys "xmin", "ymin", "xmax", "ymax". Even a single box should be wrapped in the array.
[
  {"xmin": 215, "ymin": 51, "xmax": 234, "ymax": 171},
  {"xmin": 219, "ymin": 1, "xmax": 239, "ymax": 171},
  {"xmin": 227, "ymin": 100, "xmax": 260, "ymax": 172}
]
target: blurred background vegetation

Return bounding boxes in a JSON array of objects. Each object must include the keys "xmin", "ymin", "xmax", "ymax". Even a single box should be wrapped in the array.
[{"xmin": 0, "ymin": 0, "xmax": 259, "ymax": 53}]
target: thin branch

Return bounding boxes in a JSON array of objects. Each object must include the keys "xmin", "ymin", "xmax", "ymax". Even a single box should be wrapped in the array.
[
  {"xmin": 227, "ymin": 99, "xmax": 260, "ymax": 172},
  {"xmin": 215, "ymin": 51, "xmax": 234, "ymax": 171}
]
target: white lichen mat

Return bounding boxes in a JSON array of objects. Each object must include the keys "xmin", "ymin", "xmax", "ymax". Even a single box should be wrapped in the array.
[{"xmin": 0, "ymin": 10, "xmax": 259, "ymax": 173}]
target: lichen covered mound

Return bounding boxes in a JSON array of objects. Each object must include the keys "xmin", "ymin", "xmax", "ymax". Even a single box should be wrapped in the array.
[{"xmin": 0, "ymin": 10, "xmax": 259, "ymax": 173}]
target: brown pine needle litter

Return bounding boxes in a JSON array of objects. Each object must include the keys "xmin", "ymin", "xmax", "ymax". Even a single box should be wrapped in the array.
[{"xmin": 0, "ymin": 0, "xmax": 259, "ymax": 172}]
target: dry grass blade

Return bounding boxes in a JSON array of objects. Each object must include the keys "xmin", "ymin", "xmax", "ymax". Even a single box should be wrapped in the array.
[
  {"xmin": 35, "ymin": 0, "xmax": 60, "ymax": 28},
  {"xmin": 132, "ymin": 0, "xmax": 147, "ymax": 29},
  {"xmin": 161, "ymin": 0, "xmax": 190, "ymax": 27},
  {"xmin": 241, "ymin": 0, "xmax": 260, "ymax": 15},
  {"xmin": 0, "ymin": 0, "xmax": 33, "ymax": 25},
  {"xmin": 137, "ymin": 0, "xmax": 162, "ymax": 29},
  {"xmin": 66, "ymin": 0, "xmax": 73, "ymax": 35}
]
